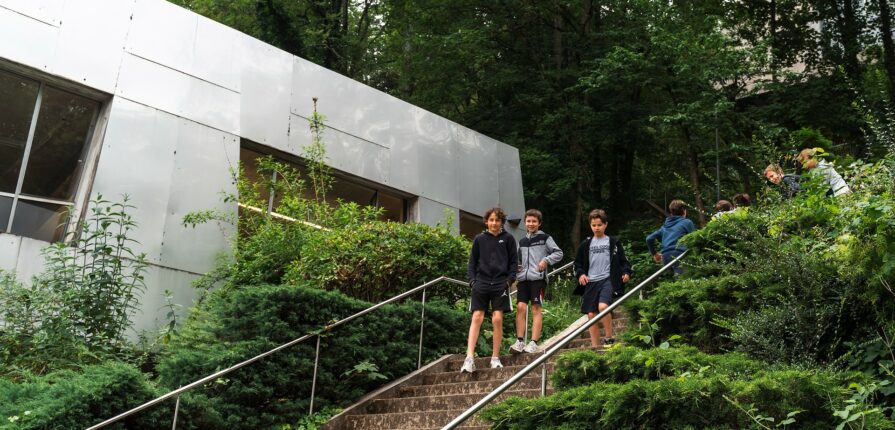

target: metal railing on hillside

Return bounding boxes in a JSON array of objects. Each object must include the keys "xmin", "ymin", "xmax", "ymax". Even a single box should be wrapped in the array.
[
  {"xmin": 86, "ymin": 262, "xmax": 575, "ymax": 430},
  {"xmin": 442, "ymin": 251, "xmax": 688, "ymax": 429}
]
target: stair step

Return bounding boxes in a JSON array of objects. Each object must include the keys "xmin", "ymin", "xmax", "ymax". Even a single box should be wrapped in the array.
[
  {"xmin": 417, "ymin": 363, "xmax": 555, "ymax": 385},
  {"xmin": 392, "ymin": 375, "xmax": 543, "ymax": 398},
  {"xmin": 343, "ymin": 409, "xmax": 487, "ymax": 429},
  {"xmin": 366, "ymin": 388, "xmax": 546, "ymax": 413},
  {"xmin": 443, "ymin": 353, "xmax": 539, "ymax": 370}
]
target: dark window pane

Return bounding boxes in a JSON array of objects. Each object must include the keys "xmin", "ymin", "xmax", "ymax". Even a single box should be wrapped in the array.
[
  {"xmin": 10, "ymin": 199, "xmax": 68, "ymax": 242},
  {"xmin": 0, "ymin": 195, "xmax": 12, "ymax": 232},
  {"xmin": 239, "ymin": 147, "xmax": 271, "ymax": 206},
  {"xmin": 378, "ymin": 191, "xmax": 406, "ymax": 223},
  {"xmin": 21, "ymin": 86, "xmax": 99, "ymax": 201},
  {"xmin": 460, "ymin": 211, "xmax": 483, "ymax": 240},
  {"xmin": 0, "ymin": 70, "xmax": 40, "ymax": 193}
]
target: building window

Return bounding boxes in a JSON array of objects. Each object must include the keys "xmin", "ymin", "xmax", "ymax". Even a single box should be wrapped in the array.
[
  {"xmin": 459, "ymin": 210, "xmax": 483, "ymax": 240},
  {"xmin": 0, "ymin": 69, "xmax": 100, "ymax": 242},
  {"xmin": 240, "ymin": 144, "xmax": 408, "ymax": 223}
]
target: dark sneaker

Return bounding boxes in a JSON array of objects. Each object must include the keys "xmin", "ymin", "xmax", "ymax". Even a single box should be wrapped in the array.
[{"xmin": 600, "ymin": 337, "xmax": 616, "ymax": 346}]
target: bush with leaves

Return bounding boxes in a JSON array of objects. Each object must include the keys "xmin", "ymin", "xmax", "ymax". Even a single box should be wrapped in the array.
[
  {"xmin": 0, "ymin": 361, "xmax": 162, "ymax": 429},
  {"xmin": 0, "ymin": 196, "xmax": 147, "ymax": 378},
  {"xmin": 155, "ymin": 282, "xmax": 468, "ymax": 430},
  {"xmin": 483, "ymin": 345, "xmax": 891, "ymax": 429}
]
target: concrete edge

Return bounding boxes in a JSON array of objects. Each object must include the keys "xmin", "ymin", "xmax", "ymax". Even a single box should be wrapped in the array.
[
  {"xmin": 321, "ymin": 353, "xmax": 459, "ymax": 429},
  {"xmin": 537, "ymin": 315, "xmax": 589, "ymax": 352}
]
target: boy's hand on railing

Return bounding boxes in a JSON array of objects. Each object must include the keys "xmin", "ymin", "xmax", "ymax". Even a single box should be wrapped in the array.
[{"xmin": 578, "ymin": 274, "xmax": 588, "ymax": 285}]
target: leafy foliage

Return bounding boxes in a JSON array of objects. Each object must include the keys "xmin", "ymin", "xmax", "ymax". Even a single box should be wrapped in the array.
[
  {"xmin": 0, "ymin": 361, "xmax": 162, "ymax": 430},
  {"xmin": 155, "ymin": 282, "xmax": 468, "ymax": 429},
  {"xmin": 0, "ymin": 196, "xmax": 147, "ymax": 378},
  {"xmin": 483, "ymin": 346, "xmax": 892, "ymax": 430}
]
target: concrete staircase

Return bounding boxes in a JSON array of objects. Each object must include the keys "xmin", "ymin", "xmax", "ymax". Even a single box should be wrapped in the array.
[{"xmin": 322, "ymin": 314, "xmax": 629, "ymax": 430}]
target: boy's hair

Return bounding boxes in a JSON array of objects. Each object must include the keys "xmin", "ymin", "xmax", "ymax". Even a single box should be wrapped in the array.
[
  {"xmin": 524, "ymin": 208, "xmax": 543, "ymax": 223},
  {"xmin": 483, "ymin": 207, "xmax": 507, "ymax": 223},
  {"xmin": 668, "ymin": 200, "xmax": 687, "ymax": 216},
  {"xmin": 714, "ymin": 200, "xmax": 733, "ymax": 212},
  {"xmin": 588, "ymin": 209, "xmax": 609, "ymax": 223},
  {"xmin": 798, "ymin": 147, "xmax": 819, "ymax": 162},
  {"xmin": 733, "ymin": 193, "xmax": 751, "ymax": 207},
  {"xmin": 764, "ymin": 164, "xmax": 783, "ymax": 175}
]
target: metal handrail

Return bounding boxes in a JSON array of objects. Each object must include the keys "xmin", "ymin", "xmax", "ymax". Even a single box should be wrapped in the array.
[
  {"xmin": 86, "ymin": 275, "xmax": 466, "ymax": 430},
  {"xmin": 86, "ymin": 261, "xmax": 576, "ymax": 430},
  {"xmin": 442, "ymin": 251, "xmax": 688, "ymax": 429}
]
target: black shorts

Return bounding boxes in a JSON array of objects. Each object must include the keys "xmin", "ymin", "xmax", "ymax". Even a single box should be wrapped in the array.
[
  {"xmin": 581, "ymin": 278, "xmax": 613, "ymax": 314},
  {"xmin": 516, "ymin": 280, "xmax": 546, "ymax": 306},
  {"xmin": 469, "ymin": 285, "xmax": 512, "ymax": 313}
]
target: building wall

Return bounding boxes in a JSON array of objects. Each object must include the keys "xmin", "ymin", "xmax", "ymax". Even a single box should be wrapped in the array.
[{"xmin": 0, "ymin": 0, "xmax": 525, "ymax": 331}]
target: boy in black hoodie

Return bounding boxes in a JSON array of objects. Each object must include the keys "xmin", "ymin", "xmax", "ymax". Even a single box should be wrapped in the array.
[
  {"xmin": 573, "ymin": 209, "xmax": 632, "ymax": 347},
  {"xmin": 462, "ymin": 207, "xmax": 518, "ymax": 373}
]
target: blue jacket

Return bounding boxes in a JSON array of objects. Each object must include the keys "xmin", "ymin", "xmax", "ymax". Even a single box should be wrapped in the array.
[{"xmin": 645, "ymin": 216, "xmax": 696, "ymax": 256}]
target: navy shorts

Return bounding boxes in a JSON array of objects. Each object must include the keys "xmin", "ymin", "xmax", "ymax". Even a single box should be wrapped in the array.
[
  {"xmin": 580, "ymin": 278, "xmax": 613, "ymax": 314},
  {"xmin": 516, "ymin": 280, "xmax": 546, "ymax": 306},
  {"xmin": 469, "ymin": 284, "xmax": 512, "ymax": 313}
]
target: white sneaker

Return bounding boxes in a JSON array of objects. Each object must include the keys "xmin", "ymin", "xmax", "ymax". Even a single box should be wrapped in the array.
[
  {"xmin": 509, "ymin": 340, "xmax": 525, "ymax": 354},
  {"xmin": 523, "ymin": 340, "xmax": 539, "ymax": 353},
  {"xmin": 490, "ymin": 357, "xmax": 503, "ymax": 368},
  {"xmin": 460, "ymin": 356, "xmax": 476, "ymax": 373}
]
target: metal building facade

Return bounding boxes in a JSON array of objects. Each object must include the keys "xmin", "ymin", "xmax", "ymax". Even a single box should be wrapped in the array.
[{"xmin": 0, "ymin": 0, "xmax": 525, "ymax": 331}]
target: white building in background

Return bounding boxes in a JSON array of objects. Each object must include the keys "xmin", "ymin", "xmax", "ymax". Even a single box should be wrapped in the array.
[{"xmin": 0, "ymin": 0, "xmax": 525, "ymax": 331}]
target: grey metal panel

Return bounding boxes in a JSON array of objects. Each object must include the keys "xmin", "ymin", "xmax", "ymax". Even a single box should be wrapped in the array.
[
  {"xmin": 130, "ymin": 264, "xmax": 199, "ymax": 335},
  {"xmin": 456, "ymin": 125, "xmax": 498, "ymax": 213},
  {"xmin": 0, "ymin": 0, "xmax": 63, "ymax": 26},
  {"xmin": 415, "ymin": 197, "xmax": 459, "ymax": 234},
  {"xmin": 384, "ymin": 109, "xmax": 421, "ymax": 196},
  {"xmin": 0, "ymin": 233, "xmax": 21, "ymax": 272},
  {"xmin": 496, "ymin": 142, "xmax": 525, "ymax": 219},
  {"xmin": 90, "ymin": 98, "xmax": 179, "ymax": 265},
  {"xmin": 414, "ymin": 112, "xmax": 459, "ymax": 207},
  {"xmin": 13, "ymin": 236, "xmax": 48, "ymax": 283},
  {"xmin": 240, "ymin": 38, "xmax": 293, "ymax": 151},
  {"xmin": 53, "ymin": 0, "xmax": 134, "ymax": 93},
  {"xmin": 289, "ymin": 114, "xmax": 389, "ymax": 185},
  {"xmin": 292, "ymin": 56, "xmax": 402, "ymax": 149},
  {"xmin": 158, "ymin": 119, "xmax": 238, "ymax": 274},
  {"xmin": 116, "ymin": 53, "xmax": 240, "ymax": 135},
  {"xmin": 126, "ymin": 0, "xmax": 197, "ymax": 81},
  {"xmin": 192, "ymin": 14, "xmax": 242, "ymax": 92},
  {"xmin": 0, "ymin": 6, "xmax": 58, "ymax": 72}
]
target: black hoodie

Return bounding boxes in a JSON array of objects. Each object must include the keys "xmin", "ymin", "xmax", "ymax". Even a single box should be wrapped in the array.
[{"xmin": 467, "ymin": 230, "xmax": 518, "ymax": 290}]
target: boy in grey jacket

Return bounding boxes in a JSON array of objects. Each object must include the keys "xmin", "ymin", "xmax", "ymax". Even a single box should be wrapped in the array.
[{"xmin": 510, "ymin": 209, "xmax": 563, "ymax": 354}]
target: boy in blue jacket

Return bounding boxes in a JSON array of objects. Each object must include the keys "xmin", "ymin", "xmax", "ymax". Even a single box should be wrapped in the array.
[
  {"xmin": 645, "ymin": 200, "xmax": 696, "ymax": 275},
  {"xmin": 573, "ymin": 209, "xmax": 632, "ymax": 347}
]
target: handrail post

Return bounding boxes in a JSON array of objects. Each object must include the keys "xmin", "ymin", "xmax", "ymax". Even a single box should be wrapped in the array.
[
  {"xmin": 418, "ymin": 287, "xmax": 427, "ymax": 369},
  {"xmin": 309, "ymin": 334, "xmax": 322, "ymax": 415},
  {"xmin": 171, "ymin": 393, "xmax": 180, "ymax": 430},
  {"xmin": 540, "ymin": 352, "xmax": 547, "ymax": 397}
]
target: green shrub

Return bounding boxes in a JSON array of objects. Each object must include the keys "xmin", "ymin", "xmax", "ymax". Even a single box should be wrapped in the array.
[
  {"xmin": 551, "ymin": 346, "xmax": 767, "ymax": 389},
  {"xmin": 156, "ymin": 283, "xmax": 468, "ymax": 429},
  {"xmin": 0, "ymin": 362, "xmax": 162, "ymax": 430},
  {"xmin": 283, "ymin": 217, "xmax": 469, "ymax": 303},
  {"xmin": 483, "ymin": 369, "xmax": 887, "ymax": 429}
]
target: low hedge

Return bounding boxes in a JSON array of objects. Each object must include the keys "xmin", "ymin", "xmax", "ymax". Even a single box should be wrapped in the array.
[
  {"xmin": 0, "ymin": 362, "xmax": 162, "ymax": 430},
  {"xmin": 551, "ymin": 346, "xmax": 768, "ymax": 389},
  {"xmin": 156, "ymin": 283, "xmax": 469, "ymax": 429},
  {"xmin": 483, "ymin": 369, "xmax": 891, "ymax": 429}
]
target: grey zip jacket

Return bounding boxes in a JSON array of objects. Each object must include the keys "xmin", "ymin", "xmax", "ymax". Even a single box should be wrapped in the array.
[{"xmin": 517, "ymin": 230, "xmax": 564, "ymax": 282}]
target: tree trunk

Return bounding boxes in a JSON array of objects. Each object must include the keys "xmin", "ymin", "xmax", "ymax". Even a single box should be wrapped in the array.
[
  {"xmin": 682, "ymin": 129, "xmax": 707, "ymax": 226},
  {"xmin": 879, "ymin": 0, "xmax": 895, "ymax": 106}
]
